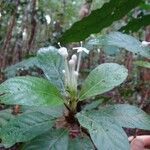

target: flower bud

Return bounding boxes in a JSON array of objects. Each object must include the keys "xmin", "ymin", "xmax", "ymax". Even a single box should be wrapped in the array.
[
  {"xmin": 71, "ymin": 54, "xmax": 77, "ymax": 62},
  {"xmin": 69, "ymin": 59, "xmax": 75, "ymax": 67},
  {"xmin": 58, "ymin": 47, "xmax": 68, "ymax": 58},
  {"xmin": 97, "ymin": 48, "xmax": 101, "ymax": 53}
]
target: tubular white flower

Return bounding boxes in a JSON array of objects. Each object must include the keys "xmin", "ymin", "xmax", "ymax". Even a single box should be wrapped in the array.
[
  {"xmin": 72, "ymin": 45, "xmax": 89, "ymax": 73},
  {"xmin": 68, "ymin": 59, "xmax": 76, "ymax": 89},
  {"xmin": 69, "ymin": 59, "xmax": 75, "ymax": 67},
  {"xmin": 64, "ymin": 59, "xmax": 70, "ymax": 85},
  {"xmin": 73, "ymin": 47, "xmax": 89, "ymax": 54},
  {"xmin": 141, "ymin": 41, "xmax": 150, "ymax": 47},
  {"xmin": 58, "ymin": 47, "xmax": 68, "ymax": 58},
  {"xmin": 71, "ymin": 54, "xmax": 77, "ymax": 62}
]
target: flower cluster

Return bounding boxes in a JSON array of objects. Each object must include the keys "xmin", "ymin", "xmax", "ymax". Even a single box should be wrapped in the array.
[{"xmin": 58, "ymin": 42, "xmax": 89, "ymax": 92}]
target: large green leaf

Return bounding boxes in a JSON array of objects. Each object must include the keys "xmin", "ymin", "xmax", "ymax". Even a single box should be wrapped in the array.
[
  {"xmin": 76, "ymin": 110, "xmax": 129, "ymax": 150},
  {"xmin": 77, "ymin": 104, "xmax": 150, "ymax": 150},
  {"xmin": 134, "ymin": 60, "xmax": 150, "ymax": 69},
  {"xmin": 83, "ymin": 99, "xmax": 104, "ymax": 111},
  {"xmin": 0, "ymin": 76, "xmax": 63, "ymax": 106},
  {"xmin": 88, "ymin": 32, "xmax": 150, "ymax": 58},
  {"xmin": 21, "ymin": 128, "xmax": 68, "ymax": 150},
  {"xmin": 79, "ymin": 63, "xmax": 128, "ymax": 100},
  {"xmin": 119, "ymin": 14, "xmax": 150, "ymax": 33},
  {"xmin": 20, "ymin": 105, "xmax": 64, "ymax": 118},
  {"xmin": 98, "ymin": 104, "xmax": 150, "ymax": 129},
  {"xmin": 37, "ymin": 46, "xmax": 65, "ymax": 92},
  {"xmin": 59, "ymin": 0, "xmax": 142, "ymax": 43},
  {"xmin": 68, "ymin": 135, "xmax": 94, "ymax": 150},
  {"xmin": 0, "ymin": 111, "xmax": 55, "ymax": 148},
  {"xmin": 4, "ymin": 57, "xmax": 38, "ymax": 78},
  {"xmin": 22, "ymin": 130, "xmax": 94, "ymax": 150},
  {"xmin": 0, "ymin": 109, "xmax": 14, "ymax": 129}
]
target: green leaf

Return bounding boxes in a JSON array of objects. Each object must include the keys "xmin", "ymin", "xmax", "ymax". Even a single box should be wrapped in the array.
[
  {"xmin": 37, "ymin": 46, "xmax": 65, "ymax": 92},
  {"xmin": 20, "ymin": 105, "xmax": 64, "ymax": 118},
  {"xmin": 21, "ymin": 128, "xmax": 68, "ymax": 150},
  {"xmin": 77, "ymin": 104, "xmax": 150, "ymax": 150},
  {"xmin": 79, "ymin": 63, "xmax": 128, "ymax": 100},
  {"xmin": 88, "ymin": 32, "xmax": 150, "ymax": 58},
  {"xmin": 22, "ymin": 130, "xmax": 94, "ymax": 150},
  {"xmin": 119, "ymin": 14, "xmax": 150, "ymax": 33},
  {"xmin": 0, "ymin": 111, "xmax": 55, "ymax": 148},
  {"xmin": 0, "ymin": 76, "xmax": 63, "ymax": 106},
  {"xmin": 98, "ymin": 104, "xmax": 150, "ymax": 130},
  {"xmin": 0, "ymin": 109, "xmax": 14, "ymax": 129},
  {"xmin": 59, "ymin": 0, "xmax": 142, "ymax": 43},
  {"xmin": 103, "ymin": 45, "xmax": 119, "ymax": 55},
  {"xmin": 4, "ymin": 57, "xmax": 38, "ymax": 78},
  {"xmin": 76, "ymin": 110, "xmax": 129, "ymax": 150},
  {"xmin": 83, "ymin": 99, "xmax": 103, "ymax": 111},
  {"xmin": 134, "ymin": 60, "xmax": 150, "ymax": 69},
  {"xmin": 68, "ymin": 135, "xmax": 94, "ymax": 150}
]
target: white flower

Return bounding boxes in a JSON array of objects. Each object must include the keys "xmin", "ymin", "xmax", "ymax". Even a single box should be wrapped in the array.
[
  {"xmin": 141, "ymin": 41, "xmax": 150, "ymax": 47},
  {"xmin": 97, "ymin": 48, "xmax": 101, "ymax": 53},
  {"xmin": 45, "ymin": 15, "xmax": 51, "ymax": 24},
  {"xmin": 71, "ymin": 54, "xmax": 77, "ymax": 62},
  {"xmin": 58, "ymin": 47, "xmax": 68, "ymax": 58},
  {"xmin": 73, "ymin": 47, "xmax": 89, "ymax": 54},
  {"xmin": 69, "ymin": 59, "xmax": 75, "ymax": 67}
]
